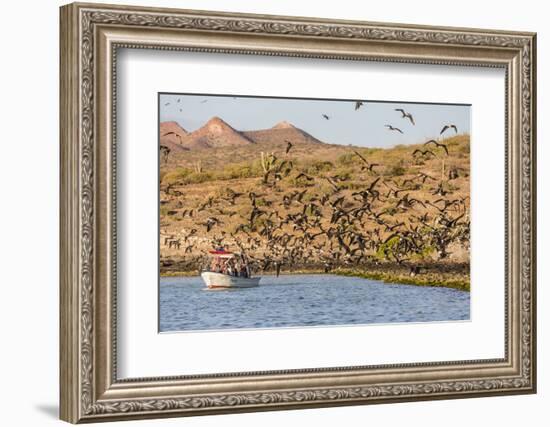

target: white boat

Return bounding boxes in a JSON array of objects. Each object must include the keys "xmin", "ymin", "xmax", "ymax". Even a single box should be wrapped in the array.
[
  {"xmin": 201, "ymin": 271, "xmax": 260, "ymax": 289},
  {"xmin": 201, "ymin": 249, "xmax": 260, "ymax": 289}
]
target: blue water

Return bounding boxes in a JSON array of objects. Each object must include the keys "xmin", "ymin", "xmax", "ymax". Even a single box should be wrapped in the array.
[{"xmin": 159, "ymin": 274, "xmax": 470, "ymax": 332}]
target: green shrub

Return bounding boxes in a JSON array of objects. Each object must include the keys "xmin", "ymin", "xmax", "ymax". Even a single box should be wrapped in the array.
[
  {"xmin": 162, "ymin": 167, "xmax": 193, "ymax": 184},
  {"xmin": 183, "ymin": 172, "xmax": 214, "ymax": 184},
  {"xmin": 303, "ymin": 160, "xmax": 334, "ymax": 175},
  {"xmin": 385, "ymin": 160, "xmax": 406, "ymax": 176},
  {"xmin": 336, "ymin": 152, "xmax": 355, "ymax": 166},
  {"xmin": 376, "ymin": 235, "xmax": 399, "ymax": 259},
  {"xmin": 220, "ymin": 163, "xmax": 257, "ymax": 179}
]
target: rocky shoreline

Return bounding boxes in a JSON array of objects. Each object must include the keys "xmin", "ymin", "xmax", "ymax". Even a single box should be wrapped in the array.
[{"xmin": 160, "ymin": 258, "xmax": 470, "ymax": 292}]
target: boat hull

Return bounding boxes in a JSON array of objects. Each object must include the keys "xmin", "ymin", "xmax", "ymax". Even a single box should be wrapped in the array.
[{"xmin": 201, "ymin": 271, "xmax": 260, "ymax": 289}]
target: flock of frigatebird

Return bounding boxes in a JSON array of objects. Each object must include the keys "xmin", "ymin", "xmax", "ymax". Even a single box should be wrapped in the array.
[{"xmin": 160, "ymin": 102, "xmax": 468, "ymax": 277}]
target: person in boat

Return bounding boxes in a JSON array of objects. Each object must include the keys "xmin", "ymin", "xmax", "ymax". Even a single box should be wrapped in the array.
[
  {"xmin": 211, "ymin": 257, "xmax": 221, "ymax": 273},
  {"xmin": 234, "ymin": 258, "xmax": 241, "ymax": 277},
  {"xmin": 227, "ymin": 262, "xmax": 234, "ymax": 276},
  {"xmin": 239, "ymin": 263, "xmax": 248, "ymax": 278},
  {"xmin": 206, "ymin": 250, "xmax": 251, "ymax": 277}
]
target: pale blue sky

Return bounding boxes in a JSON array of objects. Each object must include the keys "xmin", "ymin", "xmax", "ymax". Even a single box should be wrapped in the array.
[{"xmin": 159, "ymin": 93, "xmax": 470, "ymax": 148}]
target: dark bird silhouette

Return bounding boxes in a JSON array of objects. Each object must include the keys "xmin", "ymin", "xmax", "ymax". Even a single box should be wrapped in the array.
[
  {"xmin": 385, "ymin": 125, "xmax": 403, "ymax": 134},
  {"xmin": 319, "ymin": 194, "xmax": 330, "ymax": 206},
  {"xmin": 324, "ymin": 176, "xmax": 341, "ymax": 193},
  {"xmin": 396, "ymin": 193, "xmax": 426, "ymax": 210},
  {"xmin": 448, "ymin": 167, "xmax": 460, "ymax": 180},
  {"xmin": 413, "ymin": 148, "xmax": 436, "ymax": 158},
  {"xmin": 355, "ymin": 101, "xmax": 364, "ymax": 110},
  {"xmin": 429, "ymin": 198, "xmax": 461, "ymax": 213},
  {"xmin": 275, "ymin": 262, "xmax": 282, "ymax": 277},
  {"xmin": 163, "ymin": 131, "xmax": 183, "ymax": 144},
  {"xmin": 296, "ymin": 172, "xmax": 314, "ymax": 181},
  {"xmin": 249, "ymin": 206, "xmax": 267, "ymax": 225},
  {"xmin": 423, "ymin": 139, "xmax": 449, "ymax": 155},
  {"xmin": 352, "ymin": 177, "xmax": 382, "ymax": 204},
  {"xmin": 418, "ymin": 172, "xmax": 436, "ymax": 183},
  {"xmin": 202, "ymin": 217, "xmax": 221, "ymax": 232},
  {"xmin": 442, "ymin": 212, "xmax": 466, "ymax": 228},
  {"xmin": 364, "ymin": 163, "xmax": 380, "ymax": 173},
  {"xmin": 222, "ymin": 189, "xmax": 243, "ymax": 205},
  {"xmin": 295, "ymin": 189, "xmax": 308, "ymax": 203},
  {"xmin": 198, "ymin": 197, "xmax": 214, "ymax": 211},
  {"xmin": 285, "ymin": 140, "xmax": 293, "ymax": 154},
  {"xmin": 385, "ymin": 222, "xmax": 405, "ymax": 232},
  {"xmin": 159, "ymin": 145, "xmax": 171, "ymax": 164},
  {"xmin": 440, "ymin": 124, "xmax": 458, "ymax": 135},
  {"xmin": 322, "ymin": 114, "xmax": 330, "ymax": 120},
  {"xmin": 367, "ymin": 176, "xmax": 381, "ymax": 192},
  {"xmin": 352, "ymin": 150, "xmax": 380, "ymax": 173},
  {"xmin": 395, "ymin": 108, "xmax": 415, "ymax": 125}
]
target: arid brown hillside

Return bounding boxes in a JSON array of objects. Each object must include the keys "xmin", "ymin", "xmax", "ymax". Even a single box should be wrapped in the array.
[
  {"xmin": 243, "ymin": 121, "xmax": 325, "ymax": 147},
  {"xmin": 162, "ymin": 123, "xmax": 351, "ymax": 172},
  {"xmin": 159, "ymin": 122, "xmax": 471, "ymax": 282},
  {"xmin": 179, "ymin": 117, "xmax": 254, "ymax": 149}
]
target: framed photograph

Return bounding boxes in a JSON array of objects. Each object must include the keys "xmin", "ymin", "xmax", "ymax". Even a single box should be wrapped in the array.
[{"xmin": 60, "ymin": 2, "xmax": 537, "ymax": 423}]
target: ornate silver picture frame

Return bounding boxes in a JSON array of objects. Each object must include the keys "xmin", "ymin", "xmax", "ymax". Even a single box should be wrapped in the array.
[{"xmin": 60, "ymin": 2, "xmax": 536, "ymax": 423}]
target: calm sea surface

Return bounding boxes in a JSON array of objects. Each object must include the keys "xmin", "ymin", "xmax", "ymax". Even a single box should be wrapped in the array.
[{"xmin": 159, "ymin": 274, "xmax": 470, "ymax": 332}]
